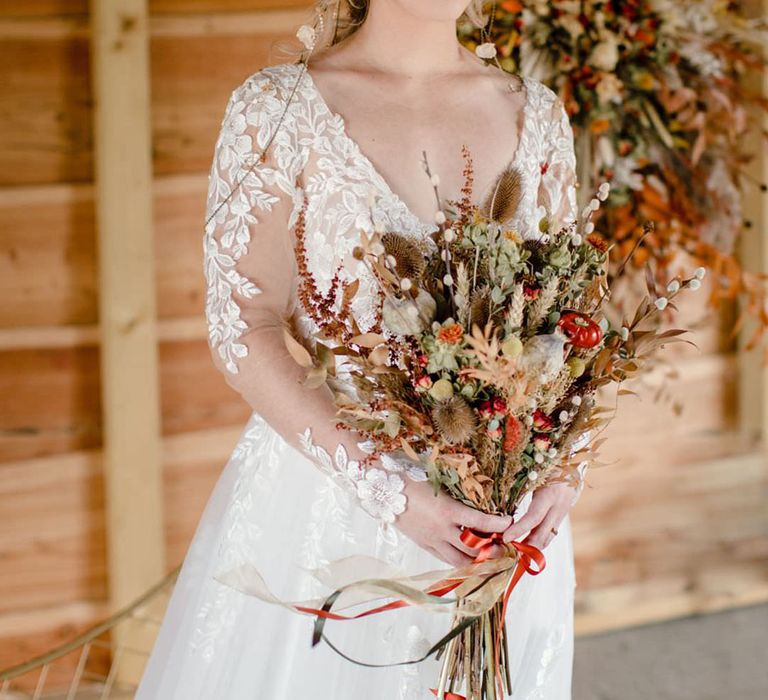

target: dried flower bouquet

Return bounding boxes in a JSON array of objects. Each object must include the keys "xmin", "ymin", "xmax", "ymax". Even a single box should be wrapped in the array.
[{"xmin": 285, "ymin": 148, "xmax": 702, "ymax": 699}]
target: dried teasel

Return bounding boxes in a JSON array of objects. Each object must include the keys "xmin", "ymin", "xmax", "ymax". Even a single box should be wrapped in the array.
[
  {"xmin": 382, "ymin": 232, "xmax": 426, "ymax": 280},
  {"xmin": 468, "ymin": 285, "xmax": 492, "ymax": 331},
  {"xmin": 482, "ymin": 167, "xmax": 522, "ymax": 224},
  {"xmin": 431, "ymin": 396, "xmax": 477, "ymax": 445}
]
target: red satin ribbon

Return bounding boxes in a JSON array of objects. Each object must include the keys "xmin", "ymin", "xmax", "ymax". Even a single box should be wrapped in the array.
[{"xmin": 293, "ymin": 527, "xmax": 545, "ymax": 700}]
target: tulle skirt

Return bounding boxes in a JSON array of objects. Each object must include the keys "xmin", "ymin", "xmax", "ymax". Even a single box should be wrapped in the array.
[{"xmin": 136, "ymin": 413, "xmax": 575, "ymax": 699}]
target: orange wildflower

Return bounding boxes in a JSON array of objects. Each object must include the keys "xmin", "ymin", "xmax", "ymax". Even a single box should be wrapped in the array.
[
  {"xmin": 437, "ymin": 323, "xmax": 465, "ymax": 345},
  {"xmin": 590, "ymin": 118, "xmax": 611, "ymax": 135},
  {"xmin": 586, "ymin": 233, "xmax": 609, "ymax": 252}
]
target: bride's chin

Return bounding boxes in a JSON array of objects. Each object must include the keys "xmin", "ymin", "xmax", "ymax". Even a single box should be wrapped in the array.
[{"xmin": 387, "ymin": 0, "xmax": 472, "ymax": 23}]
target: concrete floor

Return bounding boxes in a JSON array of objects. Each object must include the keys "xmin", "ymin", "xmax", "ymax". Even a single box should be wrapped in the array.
[{"xmin": 573, "ymin": 604, "xmax": 768, "ymax": 700}]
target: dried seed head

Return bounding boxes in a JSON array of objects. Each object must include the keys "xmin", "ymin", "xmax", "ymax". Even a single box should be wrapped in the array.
[
  {"xmin": 382, "ymin": 233, "xmax": 426, "ymax": 280},
  {"xmin": 432, "ymin": 396, "xmax": 477, "ymax": 445},
  {"xmin": 469, "ymin": 285, "xmax": 491, "ymax": 331}
]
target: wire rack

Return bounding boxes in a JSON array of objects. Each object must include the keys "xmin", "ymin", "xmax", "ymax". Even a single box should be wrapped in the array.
[{"xmin": 0, "ymin": 569, "xmax": 179, "ymax": 700}]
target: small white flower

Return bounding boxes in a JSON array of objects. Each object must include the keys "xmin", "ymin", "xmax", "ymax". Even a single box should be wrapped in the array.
[
  {"xmin": 571, "ymin": 395, "xmax": 582, "ymax": 406},
  {"xmin": 571, "ymin": 233, "xmax": 583, "ymax": 246},
  {"xmin": 589, "ymin": 198, "xmax": 600, "ymax": 211},
  {"xmin": 443, "ymin": 274, "xmax": 454, "ymax": 286},
  {"xmin": 435, "ymin": 211, "xmax": 447, "ymax": 225},
  {"xmin": 688, "ymin": 278, "xmax": 701, "ymax": 290},
  {"xmin": 356, "ymin": 469, "xmax": 406, "ymax": 523},
  {"xmin": 357, "ymin": 439, "xmax": 376, "ymax": 454},
  {"xmin": 371, "ymin": 242, "xmax": 385, "ymax": 256},
  {"xmin": 584, "ymin": 221, "xmax": 595, "ymax": 234},
  {"xmin": 620, "ymin": 326, "xmax": 629, "ymax": 341},
  {"xmin": 548, "ymin": 447, "xmax": 558, "ymax": 458},
  {"xmin": 430, "ymin": 174, "xmax": 441, "ymax": 187},
  {"xmin": 400, "ymin": 278, "xmax": 412, "ymax": 291},
  {"xmin": 379, "ymin": 453, "xmax": 428, "ymax": 481},
  {"xmin": 524, "ymin": 415, "xmax": 534, "ymax": 427},
  {"xmin": 441, "ymin": 249, "xmax": 451, "ymax": 262},
  {"xmin": 590, "ymin": 37, "xmax": 620, "ymax": 72},
  {"xmin": 559, "ymin": 410, "xmax": 569, "ymax": 422},
  {"xmin": 528, "ymin": 469, "xmax": 540, "ymax": 480},
  {"xmin": 655, "ymin": 297, "xmax": 669, "ymax": 310},
  {"xmin": 694, "ymin": 266, "xmax": 707, "ymax": 279},
  {"xmin": 598, "ymin": 182, "xmax": 611, "ymax": 200},
  {"xmin": 296, "ymin": 24, "xmax": 316, "ymax": 50},
  {"xmin": 386, "ymin": 254, "xmax": 397, "ymax": 269},
  {"xmin": 475, "ymin": 42, "xmax": 497, "ymax": 60},
  {"xmin": 443, "ymin": 228, "xmax": 456, "ymax": 243},
  {"xmin": 667, "ymin": 279, "xmax": 681, "ymax": 293},
  {"xmin": 599, "ymin": 317, "xmax": 610, "ymax": 331}
]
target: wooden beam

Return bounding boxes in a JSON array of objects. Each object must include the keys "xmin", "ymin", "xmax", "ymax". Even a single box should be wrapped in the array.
[
  {"xmin": 737, "ymin": 0, "xmax": 768, "ymax": 451},
  {"xmin": 0, "ymin": 9, "xmax": 307, "ymax": 38},
  {"xmin": 88, "ymin": 0, "xmax": 164, "ymax": 678},
  {"xmin": 0, "ymin": 318, "xmax": 206, "ymax": 351}
]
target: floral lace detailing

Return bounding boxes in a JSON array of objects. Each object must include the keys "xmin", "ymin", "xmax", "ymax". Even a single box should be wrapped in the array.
[
  {"xmin": 298, "ymin": 428, "xmax": 406, "ymax": 524},
  {"xmin": 190, "ymin": 415, "xmax": 284, "ymax": 662},
  {"xmin": 204, "ymin": 63, "xmax": 579, "ymax": 376},
  {"xmin": 525, "ymin": 622, "xmax": 570, "ymax": 699},
  {"xmin": 513, "ymin": 77, "xmax": 578, "ymax": 239},
  {"xmin": 539, "ymin": 90, "xmax": 579, "ymax": 229},
  {"xmin": 379, "ymin": 452, "xmax": 429, "ymax": 482},
  {"xmin": 568, "ymin": 429, "xmax": 591, "ymax": 506}
]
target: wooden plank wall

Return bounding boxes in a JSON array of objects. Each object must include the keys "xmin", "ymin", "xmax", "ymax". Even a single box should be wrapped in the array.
[{"xmin": 1, "ymin": 0, "xmax": 766, "ymax": 674}]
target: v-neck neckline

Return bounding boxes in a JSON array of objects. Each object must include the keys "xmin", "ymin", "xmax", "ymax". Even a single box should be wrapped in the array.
[{"xmin": 298, "ymin": 62, "xmax": 531, "ymax": 235}]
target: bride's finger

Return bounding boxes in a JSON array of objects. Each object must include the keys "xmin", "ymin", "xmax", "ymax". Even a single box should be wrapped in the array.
[
  {"xmin": 502, "ymin": 500, "xmax": 549, "ymax": 543},
  {"xmin": 435, "ymin": 542, "xmax": 474, "ymax": 568},
  {"xmin": 525, "ymin": 511, "xmax": 564, "ymax": 550},
  {"xmin": 452, "ymin": 503, "xmax": 512, "ymax": 533}
]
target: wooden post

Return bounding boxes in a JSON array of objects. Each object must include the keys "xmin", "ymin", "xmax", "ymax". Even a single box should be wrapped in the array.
[
  {"xmin": 89, "ymin": 0, "xmax": 165, "ymax": 678},
  {"xmin": 738, "ymin": 0, "xmax": 768, "ymax": 451}
]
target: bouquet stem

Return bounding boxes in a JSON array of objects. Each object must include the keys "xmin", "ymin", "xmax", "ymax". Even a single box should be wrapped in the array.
[{"xmin": 437, "ymin": 599, "xmax": 509, "ymax": 699}]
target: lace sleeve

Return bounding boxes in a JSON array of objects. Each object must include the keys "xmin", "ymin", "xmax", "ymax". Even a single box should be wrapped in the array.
[
  {"xmin": 537, "ymin": 89, "xmax": 578, "ymax": 232},
  {"xmin": 203, "ymin": 68, "xmax": 407, "ymax": 526}
]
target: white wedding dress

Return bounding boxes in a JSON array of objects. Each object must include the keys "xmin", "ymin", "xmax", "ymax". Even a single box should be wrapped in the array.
[{"xmin": 136, "ymin": 60, "xmax": 580, "ymax": 700}]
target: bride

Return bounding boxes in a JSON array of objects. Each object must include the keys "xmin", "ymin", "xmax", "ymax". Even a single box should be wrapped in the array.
[{"xmin": 136, "ymin": 1, "xmax": 584, "ymax": 698}]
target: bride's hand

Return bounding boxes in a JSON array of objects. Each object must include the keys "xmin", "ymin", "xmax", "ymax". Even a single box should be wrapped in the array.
[
  {"xmin": 501, "ymin": 481, "xmax": 578, "ymax": 550},
  {"xmin": 394, "ymin": 478, "xmax": 512, "ymax": 567}
]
